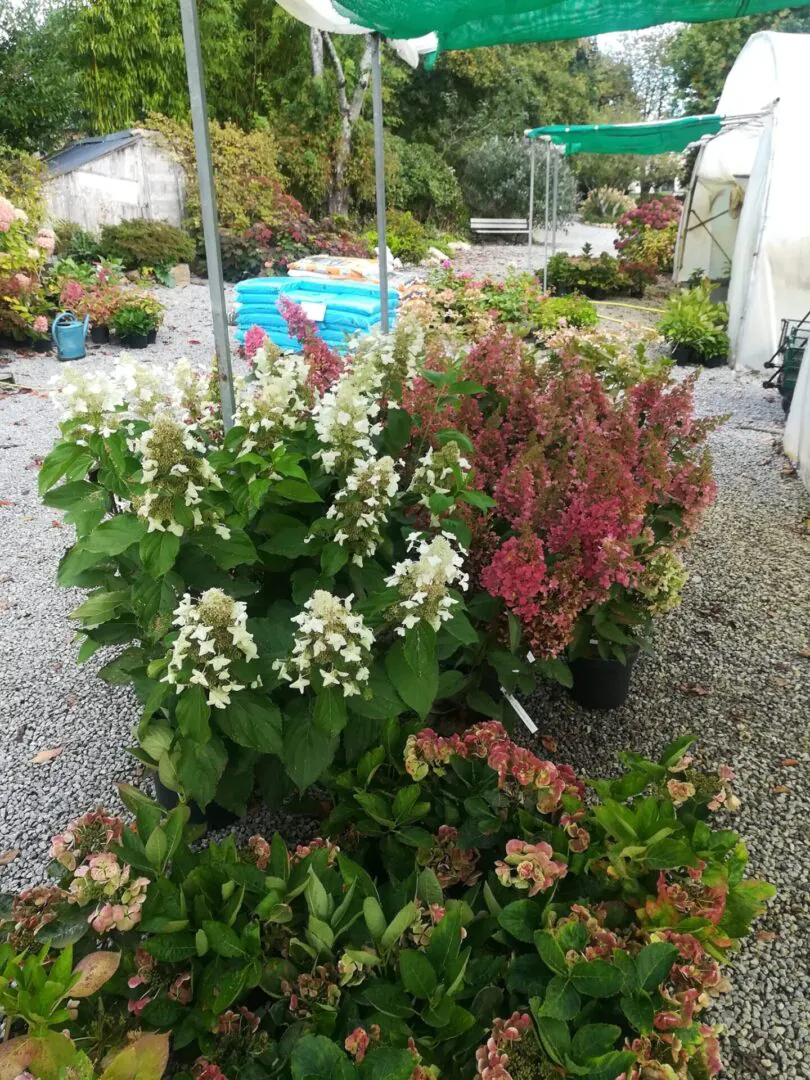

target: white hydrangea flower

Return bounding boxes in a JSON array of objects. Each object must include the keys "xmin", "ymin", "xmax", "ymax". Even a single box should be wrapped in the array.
[
  {"xmin": 114, "ymin": 354, "xmax": 169, "ymax": 419},
  {"xmin": 385, "ymin": 532, "xmax": 469, "ymax": 636},
  {"xmin": 129, "ymin": 409, "xmax": 223, "ymax": 535},
  {"xmin": 312, "ymin": 373, "xmax": 382, "ymax": 472},
  {"xmin": 326, "ymin": 455, "xmax": 400, "ymax": 565},
  {"xmin": 171, "ymin": 357, "xmax": 222, "ymax": 435},
  {"xmin": 49, "ymin": 368, "xmax": 126, "ymax": 436},
  {"xmin": 235, "ymin": 350, "xmax": 310, "ymax": 450},
  {"xmin": 165, "ymin": 588, "xmax": 259, "ymax": 708},
  {"xmin": 347, "ymin": 317, "xmax": 425, "ymax": 393},
  {"xmin": 408, "ymin": 442, "xmax": 470, "ymax": 523},
  {"xmin": 274, "ymin": 590, "xmax": 374, "ymax": 697}
]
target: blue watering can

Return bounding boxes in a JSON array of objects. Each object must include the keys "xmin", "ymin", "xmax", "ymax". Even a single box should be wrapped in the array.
[{"xmin": 52, "ymin": 311, "xmax": 89, "ymax": 361}]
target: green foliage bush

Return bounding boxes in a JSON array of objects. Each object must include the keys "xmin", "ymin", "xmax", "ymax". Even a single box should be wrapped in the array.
[
  {"xmin": 98, "ymin": 219, "xmax": 195, "ymax": 271},
  {"xmin": 386, "ymin": 137, "xmax": 466, "ymax": 227},
  {"xmin": 657, "ymin": 284, "xmax": 729, "ymax": 361},
  {"xmin": 580, "ymin": 186, "xmax": 635, "ymax": 224},
  {"xmin": 0, "ymin": 730, "xmax": 773, "ymax": 1080},
  {"xmin": 52, "ymin": 220, "xmax": 101, "ymax": 262},
  {"xmin": 366, "ymin": 209, "xmax": 429, "ymax": 264},
  {"xmin": 0, "ymin": 142, "xmax": 46, "ymax": 226},
  {"xmin": 546, "ymin": 247, "xmax": 657, "ymax": 299},
  {"xmin": 459, "ymin": 135, "xmax": 575, "ymax": 227}
]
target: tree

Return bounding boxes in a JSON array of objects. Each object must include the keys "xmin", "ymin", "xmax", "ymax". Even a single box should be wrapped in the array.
[
  {"xmin": 321, "ymin": 32, "xmax": 373, "ymax": 215},
  {"xmin": 0, "ymin": 1, "xmax": 80, "ymax": 152},
  {"xmin": 665, "ymin": 7, "xmax": 810, "ymax": 113}
]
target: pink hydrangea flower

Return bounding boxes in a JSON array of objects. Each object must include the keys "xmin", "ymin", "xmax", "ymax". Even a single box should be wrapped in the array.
[{"xmin": 495, "ymin": 839, "xmax": 568, "ymax": 897}]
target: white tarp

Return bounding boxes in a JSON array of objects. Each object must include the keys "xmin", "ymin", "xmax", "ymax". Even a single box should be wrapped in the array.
[{"xmin": 274, "ymin": 0, "xmax": 437, "ymax": 67}]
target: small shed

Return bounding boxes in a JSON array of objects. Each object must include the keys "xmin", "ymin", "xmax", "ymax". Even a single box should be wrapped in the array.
[{"xmin": 44, "ymin": 129, "xmax": 186, "ymax": 233}]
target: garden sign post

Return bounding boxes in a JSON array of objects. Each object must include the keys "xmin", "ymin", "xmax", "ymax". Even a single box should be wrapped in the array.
[
  {"xmin": 371, "ymin": 33, "xmax": 390, "ymax": 332},
  {"xmin": 179, "ymin": 0, "xmax": 235, "ymax": 430},
  {"xmin": 526, "ymin": 137, "xmax": 536, "ymax": 271}
]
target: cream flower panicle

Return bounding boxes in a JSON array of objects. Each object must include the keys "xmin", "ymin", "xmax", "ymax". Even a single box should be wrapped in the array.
[
  {"xmin": 312, "ymin": 372, "xmax": 382, "ymax": 472},
  {"xmin": 274, "ymin": 590, "xmax": 374, "ymax": 697},
  {"xmin": 408, "ymin": 441, "xmax": 471, "ymax": 523},
  {"xmin": 164, "ymin": 588, "xmax": 259, "ymax": 708},
  {"xmin": 385, "ymin": 532, "xmax": 469, "ymax": 635},
  {"xmin": 325, "ymin": 455, "xmax": 400, "ymax": 565},
  {"xmin": 235, "ymin": 349, "xmax": 310, "ymax": 452}
]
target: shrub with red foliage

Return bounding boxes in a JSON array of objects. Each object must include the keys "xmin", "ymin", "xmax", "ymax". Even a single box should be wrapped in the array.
[
  {"xmin": 405, "ymin": 329, "xmax": 717, "ymax": 658},
  {"xmin": 278, "ymin": 296, "xmax": 344, "ymax": 394}
]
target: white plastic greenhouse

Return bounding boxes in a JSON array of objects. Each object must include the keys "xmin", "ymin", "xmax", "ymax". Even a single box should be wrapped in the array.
[{"xmin": 675, "ymin": 31, "xmax": 810, "ymax": 490}]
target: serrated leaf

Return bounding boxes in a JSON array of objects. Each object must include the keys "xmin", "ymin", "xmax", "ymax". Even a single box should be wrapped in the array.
[
  {"xmin": 175, "ymin": 685, "xmax": 211, "ymax": 743},
  {"xmin": 139, "ymin": 531, "xmax": 180, "ymax": 578},
  {"xmin": 636, "ymin": 941, "xmax": 678, "ymax": 992},
  {"xmin": 70, "ymin": 951, "xmax": 121, "ymax": 997},
  {"xmin": 399, "ymin": 949, "xmax": 438, "ymax": 998}
]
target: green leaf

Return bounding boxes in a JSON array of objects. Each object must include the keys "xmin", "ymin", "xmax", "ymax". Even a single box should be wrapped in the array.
[
  {"xmin": 291, "ymin": 1035, "xmax": 351, "ymax": 1080},
  {"xmin": 176, "ymin": 736, "xmax": 227, "ymax": 808},
  {"xmin": 221, "ymin": 694, "xmax": 282, "ymax": 755},
  {"xmin": 71, "ymin": 590, "xmax": 129, "ymax": 626},
  {"xmin": 535, "ymin": 930, "xmax": 569, "ymax": 976},
  {"xmin": 383, "ymin": 407, "xmax": 412, "ymax": 454},
  {"xmin": 84, "ymin": 515, "xmax": 146, "ymax": 556},
  {"xmin": 201, "ymin": 920, "xmax": 246, "ymax": 958},
  {"xmin": 99, "ymin": 1033, "xmax": 170, "ymax": 1080},
  {"xmin": 443, "ymin": 610, "xmax": 478, "ymax": 645},
  {"xmin": 175, "ymin": 685, "xmax": 211, "ymax": 743},
  {"xmin": 381, "ymin": 901, "xmax": 419, "ymax": 951},
  {"xmin": 144, "ymin": 826, "xmax": 169, "ymax": 871},
  {"xmin": 361, "ymin": 982, "xmax": 413, "ymax": 1019},
  {"xmin": 584, "ymin": 1050, "xmax": 637, "ymax": 1080},
  {"xmin": 144, "ymin": 933, "xmax": 198, "ymax": 963},
  {"xmin": 535, "ymin": 1015, "xmax": 570, "ymax": 1067},
  {"xmin": 436, "ymin": 1005, "xmax": 476, "ymax": 1039},
  {"xmin": 273, "ymin": 477, "xmax": 322, "ymax": 503},
  {"xmin": 498, "ymin": 900, "xmax": 543, "ymax": 944},
  {"xmin": 385, "ymin": 640, "xmax": 436, "ymax": 718},
  {"xmin": 321, "ymin": 541, "xmax": 349, "ymax": 577},
  {"xmin": 399, "ymin": 949, "xmax": 438, "ymax": 998},
  {"xmin": 416, "ymin": 868, "xmax": 443, "ymax": 907},
  {"xmin": 363, "ymin": 897, "xmax": 387, "ymax": 941},
  {"xmin": 436, "ymin": 427, "xmax": 475, "ymax": 453},
  {"xmin": 621, "ymin": 993, "xmax": 655, "ymax": 1033},
  {"xmin": 571, "ymin": 1024, "xmax": 622, "ymax": 1064},
  {"xmin": 283, "ymin": 716, "xmax": 337, "ymax": 791},
  {"xmin": 140, "ymin": 531, "xmax": 180, "ymax": 578},
  {"xmin": 569, "ymin": 959, "xmax": 624, "ymax": 998},
  {"xmin": 636, "ymin": 941, "xmax": 678, "ymax": 992},
  {"xmin": 38, "ymin": 441, "xmax": 91, "ymax": 494},
  {"xmin": 465, "ymin": 688, "xmax": 503, "ymax": 720},
  {"xmin": 262, "ymin": 525, "xmax": 309, "ymax": 557},
  {"xmin": 427, "ymin": 907, "xmax": 462, "ymax": 975},
  {"xmin": 313, "ymin": 688, "xmax": 348, "ymax": 736},
  {"xmin": 403, "ymin": 621, "xmax": 437, "ymax": 680},
  {"xmin": 350, "ymin": 664, "xmax": 406, "ymax": 719},
  {"xmin": 197, "ymin": 526, "xmax": 258, "ymax": 569},
  {"xmin": 659, "ymin": 733, "xmax": 697, "ymax": 767},
  {"xmin": 541, "ymin": 975, "xmax": 581, "ymax": 1021},
  {"xmin": 437, "ymin": 668, "xmax": 466, "ymax": 699},
  {"xmin": 461, "ymin": 489, "xmax": 496, "ymax": 511},
  {"xmin": 360, "ymin": 1048, "xmax": 415, "ymax": 1080}
]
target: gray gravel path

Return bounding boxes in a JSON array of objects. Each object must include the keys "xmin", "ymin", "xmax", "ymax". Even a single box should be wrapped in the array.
[
  {"xmin": 450, "ymin": 221, "xmax": 618, "ymax": 279},
  {"xmin": 1, "ymin": 284, "xmax": 808, "ymax": 1077}
]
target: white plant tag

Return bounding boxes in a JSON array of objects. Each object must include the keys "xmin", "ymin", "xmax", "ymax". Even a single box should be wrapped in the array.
[
  {"xmin": 301, "ymin": 301, "xmax": 326, "ymax": 322},
  {"xmin": 502, "ymin": 688, "xmax": 538, "ymax": 734}
]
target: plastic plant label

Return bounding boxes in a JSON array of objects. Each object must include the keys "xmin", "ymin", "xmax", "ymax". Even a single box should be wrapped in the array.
[
  {"xmin": 502, "ymin": 687, "xmax": 538, "ymax": 734},
  {"xmin": 301, "ymin": 302, "xmax": 327, "ymax": 322}
]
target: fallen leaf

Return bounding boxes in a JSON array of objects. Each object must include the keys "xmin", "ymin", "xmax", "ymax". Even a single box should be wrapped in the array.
[
  {"xmin": 31, "ymin": 746, "xmax": 64, "ymax": 764},
  {"xmin": 66, "ymin": 693, "xmax": 79, "ymax": 707},
  {"xmin": 540, "ymin": 735, "xmax": 558, "ymax": 752},
  {"xmin": 679, "ymin": 682, "xmax": 711, "ymax": 696},
  {"xmin": 798, "ymin": 649, "xmax": 810, "ymax": 659},
  {"xmin": 0, "ymin": 849, "xmax": 19, "ymax": 866},
  {"xmin": 51, "ymin": 519, "xmax": 64, "ymax": 529},
  {"xmin": 26, "ymin": 456, "xmax": 43, "ymax": 469},
  {"xmin": 780, "ymin": 758, "xmax": 799, "ymax": 767},
  {"xmin": 0, "ymin": 499, "xmax": 13, "ymax": 507},
  {"xmin": 756, "ymin": 931, "xmax": 778, "ymax": 942},
  {"xmin": 188, "ymin": 338, "xmax": 201, "ymax": 345},
  {"xmin": 772, "ymin": 785, "xmax": 790, "ymax": 794}
]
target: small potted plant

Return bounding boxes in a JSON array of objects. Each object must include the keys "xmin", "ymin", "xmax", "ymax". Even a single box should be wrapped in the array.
[
  {"xmin": 80, "ymin": 284, "xmax": 123, "ymax": 344},
  {"xmin": 111, "ymin": 304, "xmax": 155, "ymax": 348},
  {"xmin": 657, "ymin": 284, "xmax": 729, "ymax": 367},
  {"xmin": 29, "ymin": 314, "xmax": 51, "ymax": 352}
]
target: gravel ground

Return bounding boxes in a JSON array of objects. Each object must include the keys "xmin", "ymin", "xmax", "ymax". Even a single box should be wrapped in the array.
[
  {"xmin": 1, "ymin": 281, "xmax": 809, "ymax": 1077},
  {"xmin": 450, "ymin": 221, "xmax": 618, "ymax": 279}
]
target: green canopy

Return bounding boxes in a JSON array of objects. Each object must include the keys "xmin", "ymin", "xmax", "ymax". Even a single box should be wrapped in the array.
[
  {"xmin": 335, "ymin": 1, "xmax": 806, "ymax": 61},
  {"xmin": 526, "ymin": 115, "xmax": 723, "ymax": 155}
]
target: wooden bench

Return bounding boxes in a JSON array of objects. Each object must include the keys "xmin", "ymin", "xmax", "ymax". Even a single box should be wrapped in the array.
[{"xmin": 470, "ymin": 217, "xmax": 530, "ymax": 237}]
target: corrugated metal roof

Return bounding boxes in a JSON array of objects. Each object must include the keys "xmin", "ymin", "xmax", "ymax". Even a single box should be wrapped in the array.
[{"xmin": 46, "ymin": 130, "xmax": 141, "ymax": 177}]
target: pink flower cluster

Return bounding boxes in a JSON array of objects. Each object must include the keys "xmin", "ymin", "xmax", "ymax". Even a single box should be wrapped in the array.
[
  {"xmin": 278, "ymin": 296, "xmax": 344, "ymax": 394},
  {"xmin": 404, "ymin": 720, "xmax": 582, "ymax": 815},
  {"xmin": 345, "ymin": 1024, "xmax": 380, "ymax": 1063},
  {"xmin": 417, "ymin": 825, "xmax": 481, "ymax": 888},
  {"xmin": 243, "ymin": 325, "xmax": 268, "ymax": 361},
  {"xmin": 0, "ymin": 195, "xmax": 19, "ymax": 232},
  {"xmin": 247, "ymin": 834, "xmax": 271, "ymax": 870},
  {"xmin": 50, "ymin": 808, "xmax": 126, "ymax": 871},
  {"xmin": 217, "ymin": 1006, "xmax": 261, "ymax": 1037},
  {"xmin": 474, "ymin": 1012, "xmax": 532, "ymax": 1080},
  {"xmin": 67, "ymin": 851, "xmax": 149, "ymax": 933},
  {"xmin": 644, "ymin": 870, "xmax": 728, "ymax": 931},
  {"xmin": 495, "ymin": 839, "xmax": 568, "ymax": 897}
]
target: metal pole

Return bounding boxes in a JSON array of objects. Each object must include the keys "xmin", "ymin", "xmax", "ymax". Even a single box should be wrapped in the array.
[
  {"xmin": 527, "ymin": 139, "xmax": 536, "ymax": 271},
  {"xmin": 370, "ymin": 34, "xmax": 390, "ymax": 333},
  {"xmin": 542, "ymin": 140, "xmax": 551, "ymax": 293},
  {"xmin": 179, "ymin": 0, "xmax": 235, "ymax": 429},
  {"xmin": 551, "ymin": 150, "xmax": 560, "ymax": 255}
]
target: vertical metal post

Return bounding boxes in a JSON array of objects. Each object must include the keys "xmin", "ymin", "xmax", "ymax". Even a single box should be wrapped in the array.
[
  {"xmin": 542, "ymin": 140, "xmax": 551, "ymax": 293},
  {"xmin": 371, "ymin": 34, "xmax": 389, "ymax": 333},
  {"xmin": 551, "ymin": 149, "xmax": 560, "ymax": 255},
  {"xmin": 527, "ymin": 139, "xmax": 536, "ymax": 271},
  {"xmin": 179, "ymin": 0, "xmax": 235, "ymax": 429}
]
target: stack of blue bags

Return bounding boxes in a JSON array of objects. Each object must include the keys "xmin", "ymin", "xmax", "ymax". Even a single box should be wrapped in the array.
[{"xmin": 234, "ymin": 277, "xmax": 399, "ymax": 353}]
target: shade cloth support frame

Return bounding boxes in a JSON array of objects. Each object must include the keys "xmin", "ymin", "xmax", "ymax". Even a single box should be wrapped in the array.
[
  {"xmin": 543, "ymin": 142, "xmax": 551, "ymax": 291},
  {"xmin": 370, "ymin": 34, "xmax": 390, "ymax": 332},
  {"xmin": 526, "ymin": 140, "xmax": 536, "ymax": 270},
  {"xmin": 179, "ymin": 0, "xmax": 235, "ymax": 430}
]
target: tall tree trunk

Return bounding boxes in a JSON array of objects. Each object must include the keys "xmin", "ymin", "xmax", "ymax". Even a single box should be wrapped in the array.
[
  {"xmin": 323, "ymin": 32, "xmax": 373, "ymax": 216},
  {"xmin": 309, "ymin": 27, "xmax": 324, "ymax": 79}
]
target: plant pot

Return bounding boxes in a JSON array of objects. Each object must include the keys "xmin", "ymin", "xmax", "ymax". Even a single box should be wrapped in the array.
[
  {"xmin": 119, "ymin": 333, "xmax": 149, "ymax": 349},
  {"xmin": 153, "ymin": 774, "xmax": 239, "ymax": 830},
  {"xmin": 671, "ymin": 343, "xmax": 699, "ymax": 366},
  {"xmin": 147, "ymin": 329, "xmax": 157, "ymax": 344},
  {"xmin": 568, "ymin": 650, "xmax": 638, "ymax": 711},
  {"xmin": 33, "ymin": 338, "xmax": 51, "ymax": 353},
  {"xmin": 701, "ymin": 353, "xmax": 727, "ymax": 369},
  {"xmin": 90, "ymin": 325, "xmax": 110, "ymax": 344}
]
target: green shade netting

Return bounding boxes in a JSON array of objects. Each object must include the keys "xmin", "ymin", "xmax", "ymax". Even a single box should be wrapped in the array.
[
  {"xmin": 526, "ymin": 115, "xmax": 723, "ymax": 155},
  {"xmin": 335, "ymin": 0, "xmax": 806, "ymax": 59}
]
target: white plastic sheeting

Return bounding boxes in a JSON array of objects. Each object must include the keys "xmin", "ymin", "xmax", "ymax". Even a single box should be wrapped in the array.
[{"xmin": 274, "ymin": 0, "xmax": 437, "ymax": 66}]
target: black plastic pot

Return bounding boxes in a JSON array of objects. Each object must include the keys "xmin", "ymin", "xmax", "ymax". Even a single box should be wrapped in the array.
[
  {"xmin": 153, "ymin": 774, "xmax": 239, "ymax": 830},
  {"xmin": 569, "ymin": 650, "xmax": 638, "ymax": 711},
  {"xmin": 147, "ymin": 329, "xmax": 157, "ymax": 344},
  {"xmin": 671, "ymin": 343, "xmax": 726, "ymax": 368},
  {"xmin": 33, "ymin": 338, "xmax": 51, "ymax": 353},
  {"xmin": 120, "ymin": 332, "xmax": 149, "ymax": 349},
  {"xmin": 90, "ymin": 325, "xmax": 110, "ymax": 344}
]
